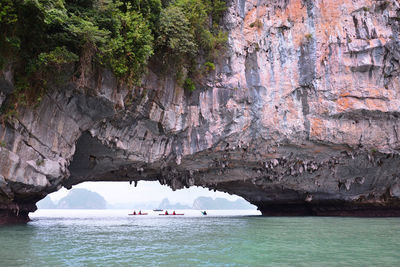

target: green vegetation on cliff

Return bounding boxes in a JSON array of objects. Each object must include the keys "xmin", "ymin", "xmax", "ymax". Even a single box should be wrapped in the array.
[{"xmin": 0, "ymin": 0, "xmax": 227, "ymax": 107}]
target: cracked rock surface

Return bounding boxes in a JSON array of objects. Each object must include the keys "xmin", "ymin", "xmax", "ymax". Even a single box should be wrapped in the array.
[{"xmin": 1, "ymin": 0, "xmax": 400, "ymax": 223}]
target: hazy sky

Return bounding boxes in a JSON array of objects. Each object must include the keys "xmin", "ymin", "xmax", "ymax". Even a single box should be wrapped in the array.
[{"xmin": 50, "ymin": 181, "xmax": 241, "ymax": 205}]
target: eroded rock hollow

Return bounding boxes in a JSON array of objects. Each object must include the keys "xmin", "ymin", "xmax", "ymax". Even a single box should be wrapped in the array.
[{"xmin": 1, "ymin": 0, "xmax": 400, "ymax": 224}]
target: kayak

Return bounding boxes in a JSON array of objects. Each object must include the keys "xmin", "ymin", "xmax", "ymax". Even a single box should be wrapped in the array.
[
  {"xmin": 153, "ymin": 209, "xmax": 163, "ymax": 212},
  {"xmin": 128, "ymin": 213, "xmax": 148, "ymax": 215},
  {"xmin": 159, "ymin": 214, "xmax": 184, "ymax": 216}
]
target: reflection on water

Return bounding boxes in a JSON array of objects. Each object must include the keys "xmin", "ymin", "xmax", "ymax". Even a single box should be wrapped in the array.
[{"xmin": 0, "ymin": 210, "xmax": 399, "ymax": 266}]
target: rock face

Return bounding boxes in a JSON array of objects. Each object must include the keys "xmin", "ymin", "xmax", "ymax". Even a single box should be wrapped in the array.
[{"xmin": 1, "ymin": 0, "xmax": 400, "ymax": 223}]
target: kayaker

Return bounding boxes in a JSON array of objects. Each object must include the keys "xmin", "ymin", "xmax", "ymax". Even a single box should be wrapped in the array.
[
  {"xmin": 165, "ymin": 210, "xmax": 168, "ymax": 215},
  {"xmin": 202, "ymin": 211, "xmax": 207, "ymax": 215},
  {"xmin": 173, "ymin": 211, "xmax": 176, "ymax": 215},
  {"xmin": 133, "ymin": 211, "xmax": 136, "ymax": 215},
  {"xmin": 139, "ymin": 210, "xmax": 142, "ymax": 215}
]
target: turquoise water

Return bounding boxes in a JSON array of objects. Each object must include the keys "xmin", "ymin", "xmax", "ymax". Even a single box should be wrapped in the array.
[{"xmin": 0, "ymin": 210, "xmax": 399, "ymax": 266}]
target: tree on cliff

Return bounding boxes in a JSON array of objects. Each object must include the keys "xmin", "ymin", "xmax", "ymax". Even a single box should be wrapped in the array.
[{"xmin": 0, "ymin": 0, "xmax": 228, "ymax": 116}]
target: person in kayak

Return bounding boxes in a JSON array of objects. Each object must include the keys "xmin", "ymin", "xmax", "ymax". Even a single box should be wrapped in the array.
[
  {"xmin": 165, "ymin": 210, "xmax": 168, "ymax": 215},
  {"xmin": 173, "ymin": 211, "xmax": 176, "ymax": 215},
  {"xmin": 133, "ymin": 211, "xmax": 136, "ymax": 215},
  {"xmin": 139, "ymin": 210, "xmax": 142, "ymax": 215},
  {"xmin": 202, "ymin": 211, "xmax": 207, "ymax": 215}
]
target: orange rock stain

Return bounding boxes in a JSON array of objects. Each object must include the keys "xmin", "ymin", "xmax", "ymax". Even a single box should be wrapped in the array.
[
  {"xmin": 337, "ymin": 96, "xmax": 354, "ymax": 112},
  {"xmin": 310, "ymin": 117, "xmax": 324, "ymax": 139}
]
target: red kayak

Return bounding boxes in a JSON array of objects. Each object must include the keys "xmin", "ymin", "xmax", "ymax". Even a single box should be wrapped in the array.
[
  {"xmin": 159, "ymin": 213, "xmax": 184, "ymax": 216},
  {"xmin": 128, "ymin": 213, "xmax": 148, "ymax": 215}
]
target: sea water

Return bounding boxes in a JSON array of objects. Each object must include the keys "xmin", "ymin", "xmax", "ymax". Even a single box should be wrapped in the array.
[{"xmin": 0, "ymin": 209, "xmax": 399, "ymax": 266}]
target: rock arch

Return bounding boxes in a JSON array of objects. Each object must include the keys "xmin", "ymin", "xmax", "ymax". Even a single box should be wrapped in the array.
[{"xmin": 2, "ymin": 0, "xmax": 400, "ymax": 224}]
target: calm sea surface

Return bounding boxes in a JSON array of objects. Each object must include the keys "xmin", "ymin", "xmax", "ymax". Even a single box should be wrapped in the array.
[{"xmin": 0, "ymin": 209, "xmax": 399, "ymax": 266}]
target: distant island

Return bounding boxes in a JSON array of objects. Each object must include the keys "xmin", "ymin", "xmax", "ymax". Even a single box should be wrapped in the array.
[
  {"xmin": 158, "ymin": 198, "xmax": 191, "ymax": 209},
  {"xmin": 193, "ymin": 197, "xmax": 256, "ymax": 210},
  {"xmin": 37, "ymin": 189, "xmax": 256, "ymax": 210},
  {"xmin": 36, "ymin": 195, "xmax": 56, "ymax": 209},
  {"xmin": 37, "ymin": 188, "xmax": 106, "ymax": 209}
]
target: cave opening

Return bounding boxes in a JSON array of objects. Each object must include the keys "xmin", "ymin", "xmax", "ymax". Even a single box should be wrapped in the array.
[
  {"xmin": 54, "ymin": 131, "xmax": 261, "ymax": 214},
  {"xmin": 36, "ymin": 181, "xmax": 259, "ymax": 212}
]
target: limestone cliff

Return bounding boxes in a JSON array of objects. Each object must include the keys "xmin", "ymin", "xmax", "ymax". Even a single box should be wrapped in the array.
[{"xmin": 1, "ymin": 0, "xmax": 400, "ymax": 224}]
